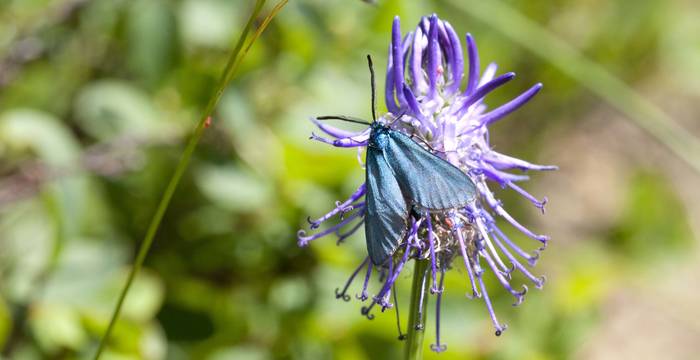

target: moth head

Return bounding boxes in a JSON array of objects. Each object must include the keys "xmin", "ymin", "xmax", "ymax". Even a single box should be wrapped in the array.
[{"xmin": 368, "ymin": 122, "xmax": 390, "ymax": 150}]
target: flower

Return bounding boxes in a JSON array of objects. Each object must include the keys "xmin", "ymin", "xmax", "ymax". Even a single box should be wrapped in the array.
[{"xmin": 297, "ymin": 14, "xmax": 556, "ymax": 351}]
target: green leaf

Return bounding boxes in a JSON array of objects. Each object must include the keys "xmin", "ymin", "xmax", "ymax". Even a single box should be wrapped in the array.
[
  {"xmin": 39, "ymin": 239, "xmax": 163, "ymax": 322},
  {"xmin": 0, "ymin": 109, "xmax": 80, "ymax": 165},
  {"xmin": 207, "ymin": 346, "xmax": 270, "ymax": 360},
  {"xmin": 0, "ymin": 109, "xmax": 90, "ymax": 237},
  {"xmin": 0, "ymin": 201, "xmax": 55, "ymax": 301},
  {"xmin": 73, "ymin": 81, "xmax": 173, "ymax": 140},
  {"xmin": 30, "ymin": 305, "xmax": 87, "ymax": 352},
  {"xmin": 126, "ymin": 0, "xmax": 177, "ymax": 88},
  {"xmin": 195, "ymin": 164, "xmax": 273, "ymax": 212},
  {"xmin": 179, "ymin": 0, "xmax": 241, "ymax": 49},
  {"xmin": 0, "ymin": 296, "xmax": 11, "ymax": 349}
]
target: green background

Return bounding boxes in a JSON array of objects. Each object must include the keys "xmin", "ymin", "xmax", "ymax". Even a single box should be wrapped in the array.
[{"xmin": 1, "ymin": 0, "xmax": 699, "ymax": 359}]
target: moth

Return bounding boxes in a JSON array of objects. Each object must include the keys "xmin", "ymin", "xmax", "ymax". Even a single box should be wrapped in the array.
[{"xmin": 318, "ymin": 56, "xmax": 477, "ymax": 266}]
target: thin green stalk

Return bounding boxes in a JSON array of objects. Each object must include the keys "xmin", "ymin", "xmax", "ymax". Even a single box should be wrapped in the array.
[
  {"xmin": 448, "ymin": 0, "xmax": 700, "ymax": 173},
  {"xmin": 92, "ymin": 1, "xmax": 288, "ymax": 358},
  {"xmin": 404, "ymin": 260, "xmax": 429, "ymax": 360}
]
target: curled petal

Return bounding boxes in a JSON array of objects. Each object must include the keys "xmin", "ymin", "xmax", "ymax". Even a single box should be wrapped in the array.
[
  {"xmin": 480, "ymin": 83, "xmax": 543, "ymax": 126},
  {"xmin": 443, "ymin": 21, "xmax": 464, "ymax": 95},
  {"xmin": 459, "ymin": 72, "xmax": 515, "ymax": 114},
  {"xmin": 311, "ymin": 118, "xmax": 370, "ymax": 139},
  {"xmin": 427, "ymin": 15, "xmax": 440, "ymax": 99},
  {"xmin": 297, "ymin": 207, "xmax": 365, "ymax": 246},
  {"xmin": 465, "ymin": 33, "xmax": 480, "ymax": 95}
]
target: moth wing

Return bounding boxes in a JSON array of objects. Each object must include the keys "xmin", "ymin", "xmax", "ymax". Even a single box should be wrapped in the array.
[
  {"xmin": 365, "ymin": 147, "xmax": 409, "ymax": 266},
  {"xmin": 385, "ymin": 131, "xmax": 477, "ymax": 210}
]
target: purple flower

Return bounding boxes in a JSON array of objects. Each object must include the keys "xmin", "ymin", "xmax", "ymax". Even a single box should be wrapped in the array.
[{"xmin": 298, "ymin": 14, "xmax": 556, "ymax": 351}]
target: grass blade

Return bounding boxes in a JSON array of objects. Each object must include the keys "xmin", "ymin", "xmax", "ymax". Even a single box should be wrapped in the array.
[{"xmin": 91, "ymin": 1, "xmax": 288, "ymax": 358}]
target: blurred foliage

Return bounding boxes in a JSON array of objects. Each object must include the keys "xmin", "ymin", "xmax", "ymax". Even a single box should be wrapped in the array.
[{"xmin": 0, "ymin": 0, "xmax": 698, "ymax": 359}]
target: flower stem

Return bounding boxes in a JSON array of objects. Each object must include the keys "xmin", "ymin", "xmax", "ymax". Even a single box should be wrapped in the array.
[
  {"xmin": 404, "ymin": 260, "xmax": 429, "ymax": 360},
  {"xmin": 91, "ymin": 1, "xmax": 288, "ymax": 359}
]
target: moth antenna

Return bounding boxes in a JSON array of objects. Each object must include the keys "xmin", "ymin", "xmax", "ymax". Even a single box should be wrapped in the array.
[
  {"xmin": 316, "ymin": 115, "xmax": 371, "ymax": 125},
  {"xmin": 410, "ymin": 133, "xmax": 438, "ymax": 153},
  {"xmin": 367, "ymin": 54, "xmax": 377, "ymax": 123},
  {"xmin": 387, "ymin": 110, "xmax": 407, "ymax": 127}
]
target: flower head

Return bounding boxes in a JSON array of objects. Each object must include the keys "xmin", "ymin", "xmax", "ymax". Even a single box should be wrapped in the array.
[{"xmin": 298, "ymin": 14, "xmax": 556, "ymax": 351}]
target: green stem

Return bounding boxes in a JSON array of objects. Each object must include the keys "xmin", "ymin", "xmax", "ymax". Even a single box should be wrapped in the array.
[
  {"xmin": 91, "ymin": 1, "xmax": 288, "ymax": 358},
  {"xmin": 404, "ymin": 260, "xmax": 429, "ymax": 360},
  {"xmin": 449, "ymin": 0, "xmax": 700, "ymax": 174}
]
